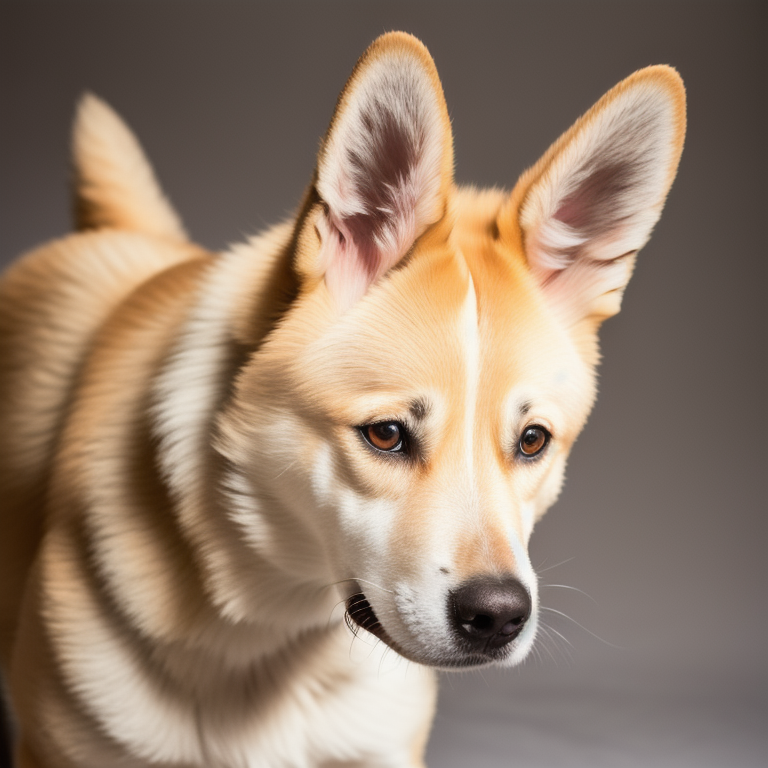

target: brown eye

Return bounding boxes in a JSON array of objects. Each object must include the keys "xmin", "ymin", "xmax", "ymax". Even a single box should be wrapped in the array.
[
  {"xmin": 519, "ymin": 426, "xmax": 550, "ymax": 458},
  {"xmin": 362, "ymin": 422, "xmax": 405, "ymax": 453}
]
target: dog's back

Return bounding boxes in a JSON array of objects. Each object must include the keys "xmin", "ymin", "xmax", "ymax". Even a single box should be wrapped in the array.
[{"xmin": 0, "ymin": 95, "xmax": 208, "ymax": 666}]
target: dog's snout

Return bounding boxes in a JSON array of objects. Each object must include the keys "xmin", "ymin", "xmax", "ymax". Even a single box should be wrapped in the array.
[{"xmin": 450, "ymin": 576, "xmax": 531, "ymax": 650}]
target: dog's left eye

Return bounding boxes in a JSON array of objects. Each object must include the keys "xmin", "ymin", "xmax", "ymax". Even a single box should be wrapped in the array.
[
  {"xmin": 518, "ymin": 425, "xmax": 550, "ymax": 458},
  {"xmin": 360, "ymin": 422, "xmax": 407, "ymax": 454}
]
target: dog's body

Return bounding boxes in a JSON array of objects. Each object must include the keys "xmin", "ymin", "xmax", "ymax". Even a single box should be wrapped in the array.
[{"xmin": 0, "ymin": 33, "xmax": 685, "ymax": 768}]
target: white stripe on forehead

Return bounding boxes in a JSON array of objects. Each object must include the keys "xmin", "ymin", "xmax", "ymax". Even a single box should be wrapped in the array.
[{"xmin": 460, "ymin": 273, "xmax": 480, "ymax": 478}]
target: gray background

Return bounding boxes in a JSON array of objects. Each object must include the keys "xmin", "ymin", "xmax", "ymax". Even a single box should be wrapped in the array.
[{"xmin": 1, "ymin": 1, "xmax": 765, "ymax": 766}]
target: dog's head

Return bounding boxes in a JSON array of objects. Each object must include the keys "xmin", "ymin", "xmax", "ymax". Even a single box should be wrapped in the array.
[{"xmin": 218, "ymin": 33, "xmax": 685, "ymax": 668}]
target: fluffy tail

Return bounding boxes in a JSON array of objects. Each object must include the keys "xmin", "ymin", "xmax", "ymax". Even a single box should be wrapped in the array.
[{"xmin": 72, "ymin": 93, "xmax": 187, "ymax": 241}]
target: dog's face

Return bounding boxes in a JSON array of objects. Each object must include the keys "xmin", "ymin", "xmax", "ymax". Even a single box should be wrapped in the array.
[
  {"xmin": 284, "ymin": 205, "xmax": 596, "ymax": 668},
  {"xmin": 217, "ymin": 33, "xmax": 685, "ymax": 668}
]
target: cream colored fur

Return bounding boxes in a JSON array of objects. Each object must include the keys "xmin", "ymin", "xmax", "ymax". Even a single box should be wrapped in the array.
[{"xmin": 0, "ymin": 32, "xmax": 685, "ymax": 767}]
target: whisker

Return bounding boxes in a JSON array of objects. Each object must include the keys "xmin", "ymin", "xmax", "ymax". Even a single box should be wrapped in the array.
[
  {"xmin": 378, "ymin": 644, "xmax": 388, "ymax": 676},
  {"xmin": 344, "ymin": 610, "xmax": 360, "ymax": 638},
  {"xmin": 536, "ymin": 556, "xmax": 575, "ymax": 574},
  {"xmin": 538, "ymin": 622, "xmax": 573, "ymax": 663},
  {"xmin": 534, "ymin": 625, "xmax": 561, "ymax": 665},
  {"xmin": 345, "ymin": 613, "xmax": 382, "ymax": 662},
  {"xmin": 542, "ymin": 583, "xmax": 600, "ymax": 606},
  {"xmin": 326, "ymin": 596, "xmax": 352, "ymax": 630},
  {"xmin": 321, "ymin": 577, "xmax": 394, "ymax": 594},
  {"xmin": 347, "ymin": 628, "xmax": 361, "ymax": 661},
  {"xmin": 354, "ymin": 578, "xmax": 394, "ymax": 594},
  {"xmin": 272, "ymin": 459, "xmax": 299, "ymax": 481},
  {"xmin": 378, "ymin": 641, "xmax": 399, "ymax": 676},
  {"xmin": 542, "ymin": 622, "xmax": 574, "ymax": 650},
  {"xmin": 540, "ymin": 606, "xmax": 623, "ymax": 648}
]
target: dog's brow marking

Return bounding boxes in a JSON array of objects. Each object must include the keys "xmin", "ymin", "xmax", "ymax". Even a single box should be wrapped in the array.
[
  {"xmin": 519, "ymin": 400, "xmax": 532, "ymax": 417},
  {"xmin": 409, "ymin": 398, "xmax": 429, "ymax": 421}
]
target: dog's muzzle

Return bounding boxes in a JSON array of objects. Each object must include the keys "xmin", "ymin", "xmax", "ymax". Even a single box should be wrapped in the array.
[{"xmin": 346, "ymin": 575, "xmax": 532, "ymax": 667}]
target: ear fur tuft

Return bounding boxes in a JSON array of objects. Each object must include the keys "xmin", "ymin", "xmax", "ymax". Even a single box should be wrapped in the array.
[
  {"xmin": 515, "ymin": 66, "xmax": 686, "ymax": 324},
  {"xmin": 310, "ymin": 33, "xmax": 454, "ymax": 309}
]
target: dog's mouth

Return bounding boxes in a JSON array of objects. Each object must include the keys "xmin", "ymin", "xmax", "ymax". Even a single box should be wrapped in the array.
[
  {"xmin": 345, "ymin": 591, "xmax": 393, "ymax": 646},
  {"xmin": 345, "ymin": 590, "xmax": 417, "ymax": 662}
]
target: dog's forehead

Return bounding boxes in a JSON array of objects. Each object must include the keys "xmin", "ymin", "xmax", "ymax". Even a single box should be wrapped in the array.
[{"xmin": 302, "ymin": 205, "xmax": 582, "ymax": 412}]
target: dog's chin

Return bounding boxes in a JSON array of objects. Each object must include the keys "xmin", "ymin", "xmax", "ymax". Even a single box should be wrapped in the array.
[{"xmin": 345, "ymin": 591, "xmax": 524, "ymax": 670}]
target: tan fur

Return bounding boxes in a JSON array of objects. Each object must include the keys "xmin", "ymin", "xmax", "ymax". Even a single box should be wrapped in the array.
[
  {"xmin": 73, "ymin": 93, "xmax": 188, "ymax": 240},
  {"xmin": 0, "ymin": 32, "xmax": 684, "ymax": 767}
]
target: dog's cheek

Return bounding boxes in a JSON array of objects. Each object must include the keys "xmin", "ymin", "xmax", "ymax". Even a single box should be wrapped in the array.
[
  {"xmin": 322, "ymin": 474, "xmax": 454, "ymax": 653},
  {"xmin": 305, "ymin": 442, "xmax": 399, "ymax": 575}
]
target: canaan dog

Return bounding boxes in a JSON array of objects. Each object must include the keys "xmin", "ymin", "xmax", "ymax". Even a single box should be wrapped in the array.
[{"xmin": 0, "ymin": 31, "xmax": 685, "ymax": 768}]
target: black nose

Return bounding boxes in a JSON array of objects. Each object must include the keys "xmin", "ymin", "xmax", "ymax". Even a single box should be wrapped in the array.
[{"xmin": 450, "ymin": 576, "xmax": 532, "ymax": 651}]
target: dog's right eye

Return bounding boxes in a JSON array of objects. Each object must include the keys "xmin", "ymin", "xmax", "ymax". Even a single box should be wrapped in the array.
[{"xmin": 360, "ymin": 422, "xmax": 407, "ymax": 454}]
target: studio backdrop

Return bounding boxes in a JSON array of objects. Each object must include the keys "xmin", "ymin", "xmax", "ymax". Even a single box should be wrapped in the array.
[{"xmin": 1, "ymin": 2, "xmax": 765, "ymax": 767}]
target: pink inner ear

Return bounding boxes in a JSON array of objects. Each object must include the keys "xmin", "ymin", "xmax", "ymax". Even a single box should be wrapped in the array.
[
  {"xmin": 315, "ymin": 53, "xmax": 448, "ymax": 311},
  {"xmin": 319, "ymin": 152, "xmax": 427, "ymax": 309},
  {"xmin": 557, "ymin": 162, "xmax": 640, "ymax": 241},
  {"xmin": 554, "ymin": 200, "xmax": 578, "ymax": 225},
  {"xmin": 335, "ymin": 213, "xmax": 387, "ymax": 282},
  {"xmin": 520, "ymin": 74, "xmax": 684, "ymax": 325},
  {"xmin": 320, "ymin": 212, "xmax": 397, "ymax": 311}
]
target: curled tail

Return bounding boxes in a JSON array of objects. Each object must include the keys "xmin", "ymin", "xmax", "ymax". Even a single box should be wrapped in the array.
[{"xmin": 72, "ymin": 93, "xmax": 187, "ymax": 241}]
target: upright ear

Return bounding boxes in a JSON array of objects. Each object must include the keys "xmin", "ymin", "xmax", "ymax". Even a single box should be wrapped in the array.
[
  {"xmin": 508, "ymin": 66, "xmax": 686, "ymax": 325},
  {"xmin": 298, "ymin": 32, "xmax": 454, "ymax": 310}
]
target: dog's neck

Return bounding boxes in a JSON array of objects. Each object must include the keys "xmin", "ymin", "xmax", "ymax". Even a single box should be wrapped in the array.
[{"xmin": 145, "ymin": 232, "xmax": 343, "ymax": 665}]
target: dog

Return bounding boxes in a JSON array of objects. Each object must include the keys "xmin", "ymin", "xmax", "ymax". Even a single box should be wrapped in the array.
[{"xmin": 0, "ymin": 31, "xmax": 685, "ymax": 768}]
